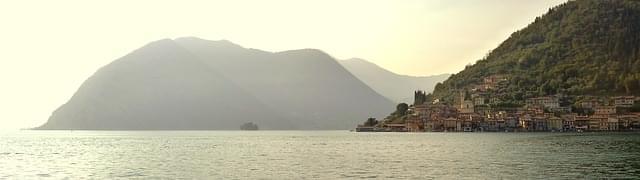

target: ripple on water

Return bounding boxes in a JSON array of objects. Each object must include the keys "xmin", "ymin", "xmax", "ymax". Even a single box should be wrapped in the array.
[{"xmin": 0, "ymin": 131, "xmax": 639, "ymax": 179}]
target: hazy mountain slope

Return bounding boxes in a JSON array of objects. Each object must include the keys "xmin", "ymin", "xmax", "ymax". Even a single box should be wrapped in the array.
[
  {"xmin": 339, "ymin": 58, "xmax": 450, "ymax": 103},
  {"xmin": 174, "ymin": 37, "xmax": 394, "ymax": 129},
  {"xmin": 37, "ymin": 38, "xmax": 394, "ymax": 130},
  {"xmin": 37, "ymin": 39, "xmax": 289, "ymax": 130},
  {"xmin": 432, "ymin": 0, "xmax": 640, "ymax": 103}
]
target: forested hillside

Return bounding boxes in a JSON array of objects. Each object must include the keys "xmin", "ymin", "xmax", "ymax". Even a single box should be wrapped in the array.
[{"xmin": 432, "ymin": 0, "xmax": 640, "ymax": 104}]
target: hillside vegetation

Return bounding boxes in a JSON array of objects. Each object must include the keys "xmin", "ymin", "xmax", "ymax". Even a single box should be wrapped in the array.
[{"xmin": 432, "ymin": 0, "xmax": 640, "ymax": 104}]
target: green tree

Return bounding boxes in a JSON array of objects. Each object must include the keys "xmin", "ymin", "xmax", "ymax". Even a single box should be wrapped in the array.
[
  {"xmin": 364, "ymin": 118, "xmax": 378, "ymax": 126},
  {"xmin": 395, "ymin": 103, "xmax": 409, "ymax": 116}
]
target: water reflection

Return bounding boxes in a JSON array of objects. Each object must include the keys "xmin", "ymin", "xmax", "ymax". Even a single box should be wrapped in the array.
[{"xmin": 0, "ymin": 131, "xmax": 639, "ymax": 179}]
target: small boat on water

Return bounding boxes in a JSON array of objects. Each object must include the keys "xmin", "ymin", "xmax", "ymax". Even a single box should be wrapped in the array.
[{"xmin": 240, "ymin": 122, "xmax": 259, "ymax": 131}]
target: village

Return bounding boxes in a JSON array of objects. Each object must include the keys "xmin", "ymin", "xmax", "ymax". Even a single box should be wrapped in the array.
[{"xmin": 357, "ymin": 75, "xmax": 640, "ymax": 132}]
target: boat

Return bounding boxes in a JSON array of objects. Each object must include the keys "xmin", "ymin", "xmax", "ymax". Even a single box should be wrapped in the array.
[{"xmin": 240, "ymin": 122, "xmax": 259, "ymax": 131}]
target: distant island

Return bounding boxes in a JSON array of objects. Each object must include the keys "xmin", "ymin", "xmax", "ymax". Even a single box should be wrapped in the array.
[
  {"xmin": 240, "ymin": 122, "xmax": 259, "ymax": 130},
  {"xmin": 358, "ymin": 0, "xmax": 640, "ymax": 132}
]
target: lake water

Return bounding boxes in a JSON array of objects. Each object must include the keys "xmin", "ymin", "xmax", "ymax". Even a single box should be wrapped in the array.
[{"xmin": 1, "ymin": 131, "xmax": 640, "ymax": 179}]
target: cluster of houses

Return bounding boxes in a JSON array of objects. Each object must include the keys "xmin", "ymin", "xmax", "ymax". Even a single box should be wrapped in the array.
[{"xmin": 357, "ymin": 75, "xmax": 640, "ymax": 132}]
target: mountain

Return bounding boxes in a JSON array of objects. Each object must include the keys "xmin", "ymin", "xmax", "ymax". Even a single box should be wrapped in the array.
[
  {"xmin": 432, "ymin": 0, "xmax": 640, "ymax": 104},
  {"xmin": 338, "ymin": 58, "xmax": 449, "ymax": 103},
  {"xmin": 37, "ymin": 38, "xmax": 394, "ymax": 130},
  {"xmin": 173, "ymin": 37, "xmax": 394, "ymax": 129},
  {"xmin": 37, "ymin": 39, "xmax": 285, "ymax": 130}
]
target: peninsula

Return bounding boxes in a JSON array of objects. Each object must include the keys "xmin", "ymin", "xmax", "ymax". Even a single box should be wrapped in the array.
[{"xmin": 358, "ymin": 0, "xmax": 640, "ymax": 132}]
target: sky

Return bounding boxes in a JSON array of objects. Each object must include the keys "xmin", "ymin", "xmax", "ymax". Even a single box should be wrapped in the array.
[{"xmin": 0, "ymin": 0, "xmax": 567, "ymax": 129}]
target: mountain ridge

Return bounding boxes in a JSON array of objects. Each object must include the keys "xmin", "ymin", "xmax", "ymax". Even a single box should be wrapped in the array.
[
  {"xmin": 339, "ymin": 58, "xmax": 450, "ymax": 103},
  {"xmin": 174, "ymin": 37, "xmax": 394, "ymax": 129},
  {"xmin": 38, "ymin": 39, "xmax": 288, "ymax": 130},
  {"xmin": 37, "ymin": 37, "xmax": 394, "ymax": 130}
]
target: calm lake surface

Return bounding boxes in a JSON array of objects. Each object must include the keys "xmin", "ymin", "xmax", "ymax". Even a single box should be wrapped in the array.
[{"xmin": 1, "ymin": 131, "xmax": 640, "ymax": 179}]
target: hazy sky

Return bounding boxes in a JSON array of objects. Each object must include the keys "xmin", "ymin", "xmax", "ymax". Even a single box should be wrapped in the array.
[{"xmin": 0, "ymin": 0, "xmax": 566, "ymax": 129}]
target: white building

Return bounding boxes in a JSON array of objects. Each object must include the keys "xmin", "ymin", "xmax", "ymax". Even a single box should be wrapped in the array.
[
  {"xmin": 614, "ymin": 96, "xmax": 635, "ymax": 108},
  {"xmin": 526, "ymin": 96, "xmax": 560, "ymax": 109}
]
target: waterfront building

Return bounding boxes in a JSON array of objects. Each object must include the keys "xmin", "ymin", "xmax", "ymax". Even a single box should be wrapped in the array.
[
  {"xmin": 574, "ymin": 115, "xmax": 590, "ymax": 131},
  {"xmin": 547, "ymin": 116, "xmax": 563, "ymax": 131},
  {"xmin": 526, "ymin": 96, "xmax": 560, "ymax": 109},
  {"xmin": 444, "ymin": 117, "xmax": 460, "ymax": 131},
  {"xmin": 589, "ymin": 114, "xmax": 608, "ymax": 131},
  {"xmin": 551, "ymin": 106, "xmax": 572, "ymax": 113},
  {"xmin": 595, "ymin": 106, "xmax": 616, "ymax": 115},
  {"xmin": 519, "ymin": 114, "xmax": 533, "ymax": 131},
  {"xmin": 579, "ymin": 98, "xmax": 601, "ymax": 110},
  {"xmin": 482, "ymin": 75, "xmax": 508, "ymax": 90},
  {"xmin": 363, "ymin": 93, "xmax": 640, "ymax": 132},
  {"xmin": 618, "ymin": 114, "xmax": 640, "ymax": 129},
  {"xmin": 459, "ymin": 100, "xmax": 474, "ymax": 114},
  {"xmin": 614, "ymin": 96, "xmax": 635, "ymax": 108},
  {"xmin": 561, "ymin": 114, "xmax": 576, "ymax": 131},
  {"xmin": 473, "ymin": 96, "xmax": 487, "ymax": 106},
  {"xmin": 383, "ymin": 123, "xmax": 407, "ymax": 132},
  {"xmin": 606, "ymin": 116, "xmax": 619, "ymax": 131},
  {"xmin": 533, "ymin": 116, "xmax": 548, "ymax": 131},
  {"xmin": 505, "ymin": 117, "xmax": 518, "ymax": 131},
  {"xmin": 406, "ymin": 104, "xmax": 428, "ymax": 132}
]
